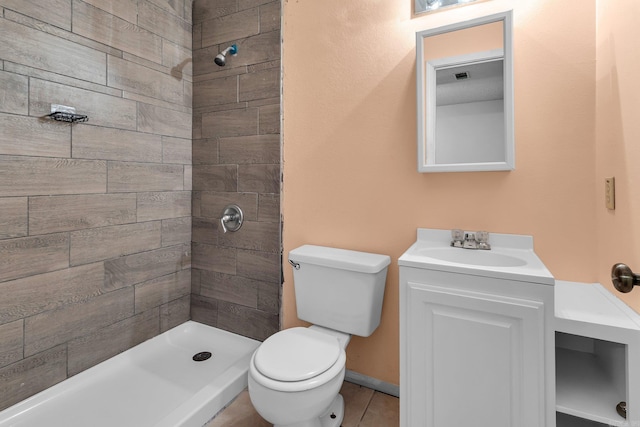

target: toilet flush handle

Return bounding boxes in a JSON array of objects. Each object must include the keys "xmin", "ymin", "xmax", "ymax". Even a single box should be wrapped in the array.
[{"xmin": 288, "ymin": 259, "xmax": 300, "ymax": 270}]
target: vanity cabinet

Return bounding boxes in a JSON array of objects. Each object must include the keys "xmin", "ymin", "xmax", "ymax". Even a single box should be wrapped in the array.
[
  {"xmin": 399, "ymin": 266, "xmax": 555, "ymax": 427},
  {"xmin": 399, "ymin": 230, "xmax": 640, "ymax": 427},
  {"xmin": 399, "ymin": 228, "xmax": 556, "ymax": 427}
]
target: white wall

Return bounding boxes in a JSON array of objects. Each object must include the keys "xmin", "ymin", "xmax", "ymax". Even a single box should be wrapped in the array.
[{"xmin": 436, "ymin": 100, "xmax": 505, "ymax": 164}]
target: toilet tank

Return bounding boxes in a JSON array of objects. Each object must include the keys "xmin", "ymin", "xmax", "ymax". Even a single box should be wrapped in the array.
[{"xmin": 288, "ymin": 245, "xmax": 391, "ymax": 337}]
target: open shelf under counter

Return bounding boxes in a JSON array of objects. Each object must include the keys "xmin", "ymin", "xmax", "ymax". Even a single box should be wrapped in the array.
[
  {"xmin": 557, "ymin": 412, "xmax": 608, "ymax": 427},
  {"xmin": 556, "ymin": 343, "xmax": 626, "ymax": 425},
  {"xmin": 555, "ymin": 280, "xmax": 640, "ymax": 425}
]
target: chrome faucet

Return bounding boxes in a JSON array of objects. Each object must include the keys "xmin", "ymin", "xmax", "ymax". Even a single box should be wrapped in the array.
[
  {"xmin": 451, "ymin": 229, "xmax": 491, "ymax": 250},
  {"xmin": 463, "ymin": 232, "xmax": 478, "ymax": 249}
]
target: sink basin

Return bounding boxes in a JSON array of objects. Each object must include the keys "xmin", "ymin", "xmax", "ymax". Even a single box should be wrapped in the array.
[
  {"xmin": 398, "ymin": 228, "xmax": 555, "ymax": 284},
  {"xmin": 416, "ymin": 247, "xmax": 527, "ymax": 267}
]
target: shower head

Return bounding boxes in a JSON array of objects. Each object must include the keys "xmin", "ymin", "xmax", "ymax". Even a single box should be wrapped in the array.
[{"xmin": 214, "ymin": 44, "xmax": 238, "ymax": 66}]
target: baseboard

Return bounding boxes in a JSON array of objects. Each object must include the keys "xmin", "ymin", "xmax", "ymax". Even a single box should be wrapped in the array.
[{"xmin": 344, "ymin": 370, "xmax": 399, "ymax": 398}]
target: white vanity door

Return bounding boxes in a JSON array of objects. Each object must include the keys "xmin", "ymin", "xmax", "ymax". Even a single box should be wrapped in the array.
[{"xmin": 404, "ymin": 281, "xmax": 546, "ymax": 427}]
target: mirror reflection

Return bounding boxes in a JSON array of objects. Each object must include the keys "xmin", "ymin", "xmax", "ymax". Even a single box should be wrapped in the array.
[
  {"xmin": 416, "ymin": 11, "xmax": 514, "ymax": 172},
  {"xmin": 432, "ymin": 52, "xmax": 504, "ymax": 164}
]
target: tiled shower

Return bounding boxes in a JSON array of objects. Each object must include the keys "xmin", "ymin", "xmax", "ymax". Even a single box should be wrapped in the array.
[
  {"xmin": 190, "ymin": 0, "xmax": 281, "ymax": 342},
  {"xmin": 0, "ymin": 0, "xmax": 281, "ymax": 411}
]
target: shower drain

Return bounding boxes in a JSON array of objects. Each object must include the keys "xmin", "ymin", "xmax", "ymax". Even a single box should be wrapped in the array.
[{"xmin": 192, "ymin": 351, "xmax": 212, "ymax": 362}]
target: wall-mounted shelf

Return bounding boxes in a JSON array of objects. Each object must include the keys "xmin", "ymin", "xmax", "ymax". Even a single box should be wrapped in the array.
[
  {"xmin": 46, "ymin": 111, "xmax": 88, "ymax": 123},
  {"xmin": 555, "ymin": 281, "xmax": 640, "ymax": 427},
  {"xmin": 45, "ymin": 104, "xmax": 88, "ymax": 124}
]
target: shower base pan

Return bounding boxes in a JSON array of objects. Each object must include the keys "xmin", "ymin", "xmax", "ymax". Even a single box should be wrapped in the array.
[{"xmin": 0, "ymin": 321, "xmax": 259, "ymax": 427}]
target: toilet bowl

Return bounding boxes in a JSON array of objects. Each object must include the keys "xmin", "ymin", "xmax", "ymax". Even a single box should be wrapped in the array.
[
  {"xmin": 248, "ymin": 327, "xmax": 349, "ymax": 427},
  {"xmin": 247, "ymin": 245, "xmax": 391, "ymax": 427}
]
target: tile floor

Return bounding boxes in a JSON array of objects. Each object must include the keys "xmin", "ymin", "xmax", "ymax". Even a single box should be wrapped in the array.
[{"xmin": 206, "ymin": 381, "xmax": 399, "ymax": 427}]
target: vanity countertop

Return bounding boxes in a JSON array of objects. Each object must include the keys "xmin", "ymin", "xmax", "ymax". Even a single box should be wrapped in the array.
[{"xmin": 555, "ymin": 280, "xmax": 640, "ymax": 341}]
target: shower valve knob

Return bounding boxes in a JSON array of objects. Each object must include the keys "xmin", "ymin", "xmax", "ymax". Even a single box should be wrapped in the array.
[{"xmin": 219, "ymin": 205, "xmax": 244, "ymax": 233}]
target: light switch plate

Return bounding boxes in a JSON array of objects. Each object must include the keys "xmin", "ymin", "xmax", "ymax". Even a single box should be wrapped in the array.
[{"xmin": 605, "ymin": 177, "xmax": 615, "ymax": 210}]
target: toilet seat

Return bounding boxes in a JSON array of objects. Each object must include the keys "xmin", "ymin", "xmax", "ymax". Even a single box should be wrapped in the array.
[
  {"xmin": 250, "ymin": 328, "xmax": 347, "ymax": 393},
  {"xmin": 254, "ymin": 327, "xmax": 341, "ymax": 382}
]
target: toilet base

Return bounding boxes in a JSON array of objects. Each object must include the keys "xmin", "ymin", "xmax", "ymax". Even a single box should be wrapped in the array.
[
  {"xmin": 320, "ymin": 393, "xmax": 344, "ymax": 427},
  {"xmin": 273, "ymin": 394, "xmax": 344, "ymax": 427}
]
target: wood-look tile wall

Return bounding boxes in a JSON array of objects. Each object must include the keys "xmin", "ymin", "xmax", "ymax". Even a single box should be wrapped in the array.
[
  {"xmin": 191, "ymin": 0, "xmax": 281, "ymax": 341},
  {"xmin": 0, "ymin": 0, "xmax": 192, "ymax": 411}
]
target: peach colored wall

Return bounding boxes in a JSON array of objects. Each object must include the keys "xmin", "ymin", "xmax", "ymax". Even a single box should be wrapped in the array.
[
  {"xmin": 423, "ymin": 20, "xmax": 503, "ymax": 60},
  {"xmin": 282, "ymin": 0, "xmax": 596, "ymax": 385},
  {"xmin": 596, "ymin": 0, "xmax": 640, "ymax": 308}
]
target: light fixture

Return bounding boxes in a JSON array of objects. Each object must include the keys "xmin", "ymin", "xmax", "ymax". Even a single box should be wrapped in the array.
[{"xmin": 415, "ymin": 0, "xmax": 481, "ymax": 14}]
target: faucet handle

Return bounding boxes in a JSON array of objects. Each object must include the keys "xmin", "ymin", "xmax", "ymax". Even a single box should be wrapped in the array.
[
  {"xmin": 476, "ymin": 231, "xmax": 491, "ymax": 250},
  {"xmin": 451, "ymin": 229, "xmax": 464, "ymax": 247}
]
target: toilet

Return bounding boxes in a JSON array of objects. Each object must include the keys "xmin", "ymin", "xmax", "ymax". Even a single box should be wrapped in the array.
[{"xmin": 248, "ymin": 245, "xmax": 391, "ymax": 427}]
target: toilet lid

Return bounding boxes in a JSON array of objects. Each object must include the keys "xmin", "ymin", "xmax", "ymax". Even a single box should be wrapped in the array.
[{"xmin": 254, "ymin": 327, "xmax": 341, "ymax": 382}]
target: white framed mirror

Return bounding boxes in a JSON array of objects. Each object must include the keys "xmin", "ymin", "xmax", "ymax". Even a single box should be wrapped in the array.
[{"xmin": 416, "ymin": 11, "xmax": 514, "ymax": 173}]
